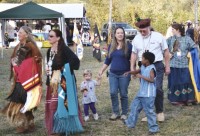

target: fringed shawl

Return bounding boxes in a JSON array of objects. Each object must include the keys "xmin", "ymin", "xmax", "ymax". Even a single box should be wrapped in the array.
[{"xmin": 53, "ymin": 63, "xmax": 83, "ymax": 134}]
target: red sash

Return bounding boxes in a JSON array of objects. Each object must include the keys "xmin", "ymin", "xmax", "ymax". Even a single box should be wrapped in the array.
[{"xmin": 18, "ymin": 57, "xmax": 40, "ymax": 92}]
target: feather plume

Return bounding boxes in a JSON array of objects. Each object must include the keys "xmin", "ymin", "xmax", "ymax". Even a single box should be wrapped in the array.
[{"xmin": 135, "ymin": 13, "xmax": 141, "ymax": 22}]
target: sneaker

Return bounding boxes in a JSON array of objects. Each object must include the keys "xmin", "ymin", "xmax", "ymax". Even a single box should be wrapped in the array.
[
  {"xmin": 84, "ymin": 116, "xmax": 89, "ymax": 121},
  {"xmin": 93, "ymin": 113, "xmax": 99, "ymax": 120},
  {"xmin": 120, "ymin": 115, "xmax": 127, "ymax": 120},
  {"xmin": 141, "ymin": 117, "xmax": 147, "ymax": 122},
  {"xmin": 109, "ymin": 114, "xmax": 120, "ymax": 120},
  {"xmin": 157, "ymin": 112, "xmax": 165, "ymax": 122},
  {"xmin": 148, "ymin": 131, "xmax": 158, "ymax": 135}
]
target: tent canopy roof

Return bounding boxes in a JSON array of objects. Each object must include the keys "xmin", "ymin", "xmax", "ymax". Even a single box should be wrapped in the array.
[{"xmin": 0, "ymin": 1, "xmax": 63, "ymax": 19}]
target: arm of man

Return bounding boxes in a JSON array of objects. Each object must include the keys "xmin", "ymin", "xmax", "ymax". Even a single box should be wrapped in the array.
[
  {"xmin": 161, "ymin": 34, "xmax": 170, "ymax": 75},
  {"xmin": 130, "ymin": 52, "xmax": 137, "ymax": 71},
  {"xmin": 164, "ymin": 48, "xmax": 170, "ymax": 75}
]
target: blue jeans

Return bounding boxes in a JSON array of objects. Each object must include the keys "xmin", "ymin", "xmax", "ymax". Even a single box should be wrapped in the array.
[
  {"xmin": 125, "ymin": 96, "xmax": 159, "ymax": 133},
  {"xmin": 109, "ymin": 72, "xmax": 130, "ymax": 115}
]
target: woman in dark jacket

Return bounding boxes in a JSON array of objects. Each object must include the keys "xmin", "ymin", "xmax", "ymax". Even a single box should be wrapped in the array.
[{"xmin": 45, "ymin": 29, "xmax": 83, "ymax": 135}]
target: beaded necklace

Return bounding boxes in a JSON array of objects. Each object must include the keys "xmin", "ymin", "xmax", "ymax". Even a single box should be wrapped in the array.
[{"xmin": 45, "ymin": 49, "xmax": 56, "ymax": 79}]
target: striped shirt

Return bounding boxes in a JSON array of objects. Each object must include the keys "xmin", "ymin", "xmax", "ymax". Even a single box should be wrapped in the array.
[
  {"xmin": 167, "ymin": 36, "xmax": 196, "ymax": 68},
  {"xmin": 137, "ymin": 64, "xmax": 156, "ymax": 97}
]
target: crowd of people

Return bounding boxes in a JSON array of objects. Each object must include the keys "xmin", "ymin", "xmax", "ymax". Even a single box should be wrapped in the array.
[{"xmin": 0, "ymin": 14, "xmax": 200, "ymax": 135}]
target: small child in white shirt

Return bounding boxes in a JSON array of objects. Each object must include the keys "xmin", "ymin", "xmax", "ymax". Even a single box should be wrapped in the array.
[{"xmin": 80, "ymin": 69, "xmax": 101, "ymax": 121}]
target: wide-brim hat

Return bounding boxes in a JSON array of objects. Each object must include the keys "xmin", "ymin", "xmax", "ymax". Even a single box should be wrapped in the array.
[{"xmin": 135, "ymin": 18, "xmax": 151, "ymax": 28}]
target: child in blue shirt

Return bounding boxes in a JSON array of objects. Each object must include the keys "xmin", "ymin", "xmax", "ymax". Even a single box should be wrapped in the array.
[{"xmin": 124, "ymin": 51, "xmax": 159, "ymax": 135}]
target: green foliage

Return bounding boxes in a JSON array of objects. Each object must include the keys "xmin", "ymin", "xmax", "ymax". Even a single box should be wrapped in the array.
[
  {"xmin": 1, "ymin": 0, "xmax": 199, "ymax": 34},
  {"xmin": 84, "ymin": 0, "xmax": 199, "ymax": 34}
]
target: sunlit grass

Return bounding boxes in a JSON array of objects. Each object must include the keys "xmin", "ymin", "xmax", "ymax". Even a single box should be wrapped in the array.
[{"xmin": 0, "ymin": 46, "xmax": 200, "ymax": 136}]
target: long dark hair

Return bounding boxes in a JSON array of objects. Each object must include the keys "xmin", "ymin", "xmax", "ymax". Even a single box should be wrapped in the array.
[
  {"xmin": 108, "ymin": 26, "xmax": 128, "ymax": 57},
  {"xmin": 172, "ymin": 23, "xmax": 185, "ymax": 36},
  {"xmin": 50, "ymin": 29, "xmax": 66, "ymax": 68}
]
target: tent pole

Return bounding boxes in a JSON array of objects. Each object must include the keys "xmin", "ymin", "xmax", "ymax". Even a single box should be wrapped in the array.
[
  {"xmin": 62, "ymin": 17, "xmax": 67, "ymax": 45},
  {"xmin": 1, "ymin": 20, "xmax": 5, "ymax": 59},
  {"xmin": 59, "ymin": 16, "xmax": 67, "ymax": 45}
]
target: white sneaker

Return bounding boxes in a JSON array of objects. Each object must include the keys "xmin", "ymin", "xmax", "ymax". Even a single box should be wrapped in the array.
[
  {"xmin": 141, "ymin": 113, "xmax": 165, "ymax": 122},
  {"xmin": 93, "ymin": 113, "xmax": 99, "ymax": 120},
  {"xmin": 120, "ymin": 115, "xmax": 127, "ymax": 120},
  {"xmin": 157, "ymin": 112, "xmax": 165, "ymax": 122},
  {"xmin": 84, "ymin": 116, "xmax": 89, "ymax": 121},
  {"xmin": 141, "ymin": 117, "xmax": 147, "ymax": 122},
  {"xmin": 109, "ymin": 113, "xmax": 120, "ymax": 120}
]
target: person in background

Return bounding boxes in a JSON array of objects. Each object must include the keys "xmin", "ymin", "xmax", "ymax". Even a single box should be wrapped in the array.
[
  {"xmin": 99, "ymin": 26, "xmax": 132, "ymax": 121},
  {"xmin": 43, "ymin": 22, "xmax": 52, "ymax": 40},
  {"xmin": 4, "ymin": 32, "xmax": 9, "ymax": 49},
  {"xmin": 165, "ymin": 21, "xmax": 177, "ymax": 39},
  {"xmin": 186, "ymin": 20, "xmax": 194, "ymax": 41},
  {"xmin": 124, "ymin": 51, "xmax": 159, "ymax": 135},
  {"xmin": 52, "ymin": 20, "xmax": 60, "ymax": 30},
  {"xmin": 167, "ymin": 23, "xmax": 197, "ymax": 105},
  {"xmin": 80, "ymin": 69, "xmax": 101, "ymax": 121},
  {"xmin": 131, "ymin": 14, "xmax": 170, "ymax": 122}
]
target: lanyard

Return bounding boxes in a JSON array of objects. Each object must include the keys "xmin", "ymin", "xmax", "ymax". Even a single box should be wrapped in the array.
[{"xmin": 143, "ymin": 33, "xmax": 152, "ymax": 52}]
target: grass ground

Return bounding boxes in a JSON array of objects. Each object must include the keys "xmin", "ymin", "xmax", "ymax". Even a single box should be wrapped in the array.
[{"xmin": 0, "ymin": 46, "xmax": 200, "ymax": 136}]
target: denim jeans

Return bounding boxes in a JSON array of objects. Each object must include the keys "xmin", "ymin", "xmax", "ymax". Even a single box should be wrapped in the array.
[
  {"xmin": 125, "ymin": 96, "xmax": 159, "ymax": 133},
  {"xmin": 109, "ymin": 72, "xmax": 130, "ymax": 115},
  {"xmin": 154, "ymin": 61, "xmax": 165, "ymax": 113}
]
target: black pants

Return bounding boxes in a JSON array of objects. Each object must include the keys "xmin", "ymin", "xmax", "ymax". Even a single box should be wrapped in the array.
[{"xmin": 138, "ymin": 61, "xmax": 164, "ymax": 113}]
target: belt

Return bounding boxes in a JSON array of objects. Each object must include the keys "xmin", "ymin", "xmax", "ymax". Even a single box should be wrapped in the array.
[{"xmin": 154, "ymin": 61, "xmax": 162, "ymax": 64}]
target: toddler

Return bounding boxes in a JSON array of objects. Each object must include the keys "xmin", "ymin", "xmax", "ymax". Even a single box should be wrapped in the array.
[{"xmin": 80, "ymin": 69, "xmax": 101, "ymax": 121}]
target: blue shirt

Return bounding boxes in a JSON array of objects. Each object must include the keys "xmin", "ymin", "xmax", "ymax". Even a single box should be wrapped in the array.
[
  {"xmin": 104, "ymin": 43, "xmax": 132, "ymax": 75},
  {"xmin": 137, "ymin": 64, "xmax": 156, "ymax": 97}
]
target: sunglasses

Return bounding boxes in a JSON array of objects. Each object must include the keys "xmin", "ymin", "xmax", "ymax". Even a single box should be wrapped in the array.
[{"xmin": 49, "ymin": 35, "xmax": 55, "ymax": 38}]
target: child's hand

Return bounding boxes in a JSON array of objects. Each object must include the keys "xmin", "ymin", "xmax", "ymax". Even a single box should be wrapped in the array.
[
  {"xmin": 83, "ymin": 90, "xmax": 88, "ymax": 97},
  {"xmin": 124, "ymin": 71, "xmax": 129, "ymax": 76},
  {"xmin": 136, "ymin": 73, "xmax": 142, "ymax": 78},
  {"xmin": 97, "ymin": 75, "xmax": 102, "ymax": 80}
]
